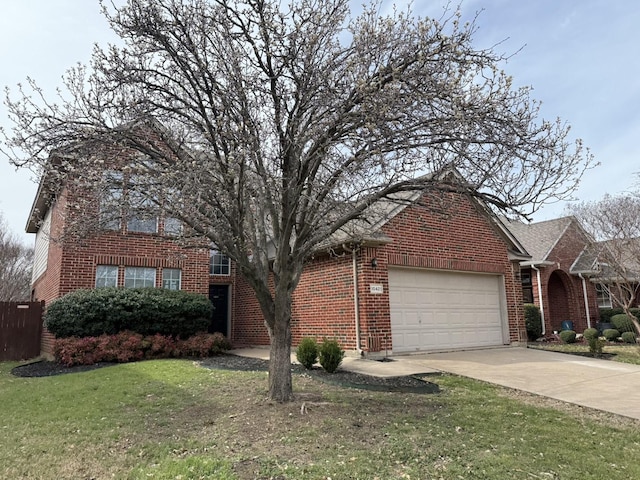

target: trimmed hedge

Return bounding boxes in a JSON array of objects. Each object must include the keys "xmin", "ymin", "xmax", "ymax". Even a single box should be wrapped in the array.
[
  {"xmin": 583, "ymin": 328, "xmax": 599, "ymax": 341},
  {"xmin": 559, "ymin": 330, "xmax": 576, "ymax": 344},
  {"xmin": 603, "ymin": 328, "xmax": 620, "ymax": 342},
  {"xmin": 45, "ymin": 288, "xmax": 213, "ymax": 338},
  {"xmin": 524, "ymin": 304, "xmax": 542, "ymax": 341},
  {"xmin": 611, "ymin": 314, "xmax": 638, "ymax": 334},
  {"xmin": 600, "ymin": 307, "xmax": 640, "ymax": 323},
  {"xmin": 621, "ymin": 332, "xmax": 637, "ymax": 344},
  {"xmin": 53, "ymin": 331, "xmax": 231, "ymax": 367}
]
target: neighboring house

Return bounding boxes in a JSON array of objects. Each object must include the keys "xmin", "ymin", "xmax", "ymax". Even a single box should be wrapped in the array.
[
  {"xmin": 571, "ymin": 239, "xmax": 640, "ymax": 311},
  {"xmin": 27, "ymin": 159, "xmax": 530, "ymax": 355},
  {"xmin": 504, "ymin": 216, "xmax": 600, "ymax": 334}
]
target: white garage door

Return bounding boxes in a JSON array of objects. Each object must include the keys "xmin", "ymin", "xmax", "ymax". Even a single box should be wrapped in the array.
[{"xmin": 389, "ymin": 268, "xmax": 507, "ymax": 353}]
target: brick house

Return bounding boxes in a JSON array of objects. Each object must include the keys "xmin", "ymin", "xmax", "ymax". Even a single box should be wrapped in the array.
[
  {"xmin": 505, "ymin": 216, "xmax": 601, "ymax": 334},
  {"xmin": 28, "ymin": 160, "xmax": 530, "ymax": 356}
]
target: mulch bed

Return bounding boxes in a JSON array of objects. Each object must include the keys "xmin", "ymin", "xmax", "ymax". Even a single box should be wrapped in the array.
[{"xmin": 11, "ymin": 354, "xmax": 440, "ymax": 394}]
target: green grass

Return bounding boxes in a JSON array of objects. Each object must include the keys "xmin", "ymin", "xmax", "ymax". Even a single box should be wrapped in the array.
[
  {"xmin": 530, "ymin": 342, "xmax": 640, "ymax": 365},
  {"xmin": 1, "ymin": 359, "xmax": 640, "ymax": 479}
]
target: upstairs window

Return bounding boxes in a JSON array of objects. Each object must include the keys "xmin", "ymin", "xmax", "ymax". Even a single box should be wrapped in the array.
[
  {"xmin": 126, "ymin": 174, "xmax": 158, "ymax": 233},
  {"xmin": 163, "ymin": 216, "xmax": 182, "ymax": 236},
  {"xmin": 100, "ymin": 172, "xmax": 123, "ymax": 231},
  {"xmin": 210, "ymin": 250, "xmax": 230, "ymax": 276}
]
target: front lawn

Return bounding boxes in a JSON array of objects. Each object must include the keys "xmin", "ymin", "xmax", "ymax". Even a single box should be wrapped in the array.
[
  {"xmin": 530, "ymin": 342, "xmax": 640, "ymax": 365},
  {"xmin": 1, "ymin": 359, "xmax": 639, "ymax": 479}
]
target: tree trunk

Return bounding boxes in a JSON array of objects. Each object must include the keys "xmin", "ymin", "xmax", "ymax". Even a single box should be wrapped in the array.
[{"xmin": 267, "ymin": 283, "xmax": 294, "ymax": 402}]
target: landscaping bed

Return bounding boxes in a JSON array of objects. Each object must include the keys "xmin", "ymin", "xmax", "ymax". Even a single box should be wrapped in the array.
[{"xmin": 12, "ymin": 353, "xmax": 440, "ymax": 394}]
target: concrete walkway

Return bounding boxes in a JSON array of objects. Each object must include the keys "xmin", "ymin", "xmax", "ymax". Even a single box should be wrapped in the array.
[{"xmin": 232, "ymin": 346, "xmax": 640, "ymax": 420}]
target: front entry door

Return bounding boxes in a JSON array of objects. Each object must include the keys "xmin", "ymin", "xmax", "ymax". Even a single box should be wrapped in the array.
[{"xmin": 208, "ymin": 285, "xmax": 229, "ymax": 336}]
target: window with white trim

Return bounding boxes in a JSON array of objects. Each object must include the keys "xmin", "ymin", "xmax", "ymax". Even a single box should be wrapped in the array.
[
  {"xmin": 163, "ymin": 216, "xmax": 182, "ymax": 236},
  {"xmin": 162, "ymin": 268, "xmax": 181, "ymax": 290},
  {"xmin": 595, "ymin": 283, "xmax": 612, "ymax": 308},
  {"xmin": 124, "ymin": 267, "xmax": 156, "ymax": 288},
  {"xmin": 100, "ymin": 172, "xmax": 123, "ymax": 231},
  {"xmin": 210, "ymin": 250, "xmax": 230, "ymax": 276},
  {"xmin": 96, "ymin": 265, "xmax": 118, "ymax": 288}
]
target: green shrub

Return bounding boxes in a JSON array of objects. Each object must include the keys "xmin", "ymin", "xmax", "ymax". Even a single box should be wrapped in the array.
[
  {"xmin": 45, "ymin": 288, "xmax": 212, "ymax": 338},
  {"xmin": 600, "ymin": 307, "xmax": 640, "ymax": 323},
  {"xmin": 611, "ymin": 314, "xmax": 638, "ymax": 334},
  {"xmin": 296, "ymin": 337, "xmax": 318, "ymax": 369},
  {"xmin": 524, "ymin": 304, "xmax": 542, "ymax": 341},
  {"xmin": 588, "ymin": 337, "xmax": 606, "ymax": 356},
  {"xmin": 318, "ymin": 338, "xmax": 345, "ymax": 373},
  {"xmin": 559, "ymin": 330, "xmax": 576, "ymax": 344},
  {"xmin": 603, "ymin": 328, "xmax": 620, "ymax": 342},
  {"xmin": 599, "ymin": 308, "xmax": 624, "ymax": 323},
  {"xmin": 583, "ymin": 328, "xmax": 599, "ymax": 341},
  {"xmin": 621, "ymin": 332, "xmax": 637, "ymax": 344}
]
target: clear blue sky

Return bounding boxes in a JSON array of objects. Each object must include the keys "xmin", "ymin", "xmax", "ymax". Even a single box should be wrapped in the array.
[{"xmin": 1, "ymin": 0, "xmax": 638, "ymax": 245}]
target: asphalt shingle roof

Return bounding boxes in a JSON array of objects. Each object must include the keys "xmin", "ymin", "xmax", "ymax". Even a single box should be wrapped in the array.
[{"xmin": 503, "ymin": 216, "xmax": 574, "ymax": 261}]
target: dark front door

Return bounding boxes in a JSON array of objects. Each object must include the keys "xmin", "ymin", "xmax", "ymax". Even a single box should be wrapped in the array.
[{"xmin": 208, "ymin": 285, "xmax": 229, "ymax": 336}]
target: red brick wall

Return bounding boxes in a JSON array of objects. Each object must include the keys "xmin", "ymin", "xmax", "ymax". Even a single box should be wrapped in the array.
[
  {"xmin": 32, "ymin": 188, "xmax": 212, "ymax": 355},
  {"xmin": 533, "ymin": 222, "xmax": 599, "ymax": 333},
  {"xmin": 233, "ymin": 191, "xmax": 526, "ymax": 351},
  {"xmin": 377, "ymin": 192, "xmax": 525, "ymax": 345}
]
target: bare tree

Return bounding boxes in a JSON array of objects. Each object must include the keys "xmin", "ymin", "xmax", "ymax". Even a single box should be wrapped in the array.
[
  {"xmin": 2, "ymin": 0, "xmax": 593, "ymax": 401},
  {"xmin": 0, "ymin": 214, "xmax": 33, "ymax": 301},
  {"xmin": 571, "ymin": 194, "xmax": 640, "ymax": 333}
]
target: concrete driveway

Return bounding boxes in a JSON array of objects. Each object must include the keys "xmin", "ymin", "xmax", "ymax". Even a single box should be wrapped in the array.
[{"xmin": 394, "ymin": 347, "xmax": 640, "ymax": 420}]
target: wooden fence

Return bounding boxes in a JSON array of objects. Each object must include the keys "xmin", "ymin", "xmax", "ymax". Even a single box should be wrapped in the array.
[{"xmin": 0, "ymin": 301, "xmax": 44, "ymax": 361}]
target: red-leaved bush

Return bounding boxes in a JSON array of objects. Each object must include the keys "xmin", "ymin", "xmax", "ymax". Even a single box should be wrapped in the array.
[{"xmin": 53, "ymin": 331, "xmax": 231, "ymax": 367}]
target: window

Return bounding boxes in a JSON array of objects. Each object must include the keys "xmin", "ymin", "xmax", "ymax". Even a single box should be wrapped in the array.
[
  {"xmin": 521, "ymin": 270, "xmax": 534, "ymax": 304},
  {"xmin": 163, "ymin": 216, "xmax": 182, "ymax": 236},
  {"xmin": 162, "ymin": 268, "xmax": 181, "ymax": 290},
  {"xmin": 96, "ymin": 265, "xmax": 118, "ymax": 288},
  {"xmin": 210, "ymin": 250, "xmax": 230, "ymax": 275},
  {"xmin": 595, "ymin": 283, "xmax": 612, "ymax": 308},
  {"xmin": 100, "ymin": 172, "xmax": 123, "ymax": 230},
  {"xmin": 124, "ymin": 267, "xmax": 156, "ymax": 288},
  {"xmin": 126, "ymin": 173, "xmax": 158, "ymax": 233}
]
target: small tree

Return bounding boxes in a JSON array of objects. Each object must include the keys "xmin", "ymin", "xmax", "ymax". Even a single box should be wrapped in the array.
[
  {"xmin": 571, "ymin": 194, "xmax": 640, "ymax": 334},
  {"xmin": 0, "ymin": 214, "xmax": 33, "ymax": 301},
  {"xmin": 2, "ymin": 0, "xmax": 593, "ymax": 402}
]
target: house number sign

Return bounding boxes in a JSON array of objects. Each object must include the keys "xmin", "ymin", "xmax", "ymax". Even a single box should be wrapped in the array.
[{"xmin": 369, "ymin": 284, "xmax": 384, "ymax": 294}]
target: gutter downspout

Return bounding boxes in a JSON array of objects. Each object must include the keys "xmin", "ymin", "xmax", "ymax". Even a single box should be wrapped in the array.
[
  {"xmin": 578, "ymin": 273, "xmax": 592, "ymax": 329},
  {"xmin": 352, "ymin": 247, "xmax": 362, "ymax": 355},
  {"xmin": 531, "ymin": 265, "xmax": 546, "ymax": 335}
]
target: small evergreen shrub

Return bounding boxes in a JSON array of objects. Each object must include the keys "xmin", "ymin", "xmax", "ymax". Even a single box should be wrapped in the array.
[
  {"xmin": 583, "ymin": 328, "xmax": 599, "ymax": 341},
  {"xmin": 600, "ymin": 307, "xmax": 640, "ymax": 323},
  {"xmin": 588, "ymin": 337, "xmax": 606, "ymax": 356},
  {"xmin": 559, "ymin": 330, "xmax": 576, "ymax": 344},
  {"xmin": 296, "ymin": 337, "xmax": 318, "ymax": 369},
  {"xmin": 45, "ymin": 288, "xmax": 212, "ymax": 338},
  {"xmin": 621, "ymin": 332, "xmax": 637, "ymax": 344},
  {"xmin": 318, "ymin": 338, "xmax": 344, "ymax": 373},
  {"xmin": 603, "ymin": 328, "xmax": 620, "ymax": 342},
  {"xmin": 524, "ymin": 304, "xmax": 542, "ymax": 341},
  {"xmin": 611, "ymin": 314, "xmax": 638, "ymax": 334}
]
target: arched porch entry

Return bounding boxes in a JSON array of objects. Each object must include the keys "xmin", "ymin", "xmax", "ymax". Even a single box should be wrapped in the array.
[{"xmin": 547, "ymin": 270, "xmax": 573, "ymax": 332}]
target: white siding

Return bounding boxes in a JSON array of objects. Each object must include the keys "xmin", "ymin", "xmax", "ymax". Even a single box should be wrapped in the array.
[{"xmin": 31, "ymin": 208, "xmax": 51, "ymax": 284}]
